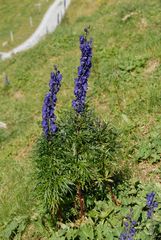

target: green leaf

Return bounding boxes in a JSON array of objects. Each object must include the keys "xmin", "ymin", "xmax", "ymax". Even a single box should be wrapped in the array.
[{"xmin": 79, "ymin": 224, "xmax": 94, "ymax": 240}]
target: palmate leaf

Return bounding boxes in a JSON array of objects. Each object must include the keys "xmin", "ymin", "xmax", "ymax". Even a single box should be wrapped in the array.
[
  {"xmin": 50, "ymin": 233, "xmax": 66, "ymax": 240},
  {"xmin": 66, "ymin": 228, "xmax": 78, "ymax": 240},
  {"xmin": 95, "ymin": 221, "xmax": 115, "ymax": 240},
  {"xmin": 136, "ymin": 231, "xmax": 152, "ymax": 240},
  {"xmin": 99, "ymin": 209, "xmax": 114, "ymax": 219},
  {"xmin": 0, "ymin": 220, "xmax": 19, "ymax": 240},
  {"xmin": 0, "ymin": 215, "xmax": 29, "ymax": 240},
  {"xmin": 78, "ymin": 223, "xmax": 94, "ymax": 239}
]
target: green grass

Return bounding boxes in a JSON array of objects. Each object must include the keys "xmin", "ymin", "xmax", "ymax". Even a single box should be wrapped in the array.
[
  {"xmin": 0, "ymin": 0, "xmax": 161, "ymax": 238},
  {"xmin": 0, "ymin": 0, "xmax": 54, "ymax": 51}
]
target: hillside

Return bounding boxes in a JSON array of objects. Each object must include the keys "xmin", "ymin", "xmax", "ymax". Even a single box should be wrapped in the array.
[
  {"xmin": 0, "ymin": 0, "xmax": 54, "ymax": 51},
  {"xmin": 0, "ymin": 0, "xmax": 161, "ymax": 238}
]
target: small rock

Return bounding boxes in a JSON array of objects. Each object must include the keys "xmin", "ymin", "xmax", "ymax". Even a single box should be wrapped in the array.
[
  {"xmin": 0, "ymin": 122, "xmax": 7, "ymax": 129},
  {"xmin": 122, "ymin": 12, "xmax": 137, "ymax": 22}
]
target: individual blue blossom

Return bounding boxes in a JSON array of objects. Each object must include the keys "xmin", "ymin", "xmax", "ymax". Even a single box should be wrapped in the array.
[
  {"xmin": 146, "ymin": 192, "xmax": 158, "ymax": 219},
  {"xmin": 72, "ymin": 27, "xmax": 93, "ymax": 113},
  {"xmin": 119, "ymin": 209, "xmax": 137, "ymax": 240},
  {"xmin": 42, "ymin": 66, "xmax": 62, "ymax": 137}
]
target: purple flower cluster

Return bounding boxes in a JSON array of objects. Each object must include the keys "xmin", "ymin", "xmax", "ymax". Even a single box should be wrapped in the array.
[
  {"xmin": 72, "ymin": 28, "xmax": 93, "ymax": 113},
  {"xmin": 42, "ymin": 66, "xmax": 62, "ymax": 137},
  {"xmin": 146, "ymin": 192, "xmax": 158, "ymax": 219},
  {"xmin": 119, "ymin": 209, "xmax": 137, "ymax": 240}
]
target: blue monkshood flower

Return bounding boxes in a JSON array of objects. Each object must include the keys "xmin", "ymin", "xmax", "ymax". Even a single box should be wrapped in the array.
[
  {"xmin": 42, "ymin": 66, "xmax": 62, "ymax": 137},
  {"xmin": 146, "ymin": 192, "xmax": 158, "ymax": 219},
  {"xmin": 72, "ymin": 27, "xmax": 93, "ymax": 113},
  {"xmin": 119, "ymin": 209, "xmax": 137, "ymax": 240}
]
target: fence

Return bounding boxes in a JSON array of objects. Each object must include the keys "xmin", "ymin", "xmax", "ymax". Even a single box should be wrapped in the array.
[{"xmin": 0, "ymin": 0, "xmax": 71, "ymax": 60}]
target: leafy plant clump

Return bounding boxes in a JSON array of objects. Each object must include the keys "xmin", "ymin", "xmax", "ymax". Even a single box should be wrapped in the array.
[
  {"xmin": 47, "ymin": 182, "xmax": 161, "ymax": 240},
  {"xmin": 14, "ymin": 181, "xmax": 160, "ymax": 240},
  {"xmin": 34, "ymin": 28, "xmax": 121, "ymax": 223},
  {"xmin": 136, "ymin": 131, "xmax": 161, "ymax": 164},
  {"xmin": 35, "ymin": 108, "xmax": 119, "ymax": 219}
]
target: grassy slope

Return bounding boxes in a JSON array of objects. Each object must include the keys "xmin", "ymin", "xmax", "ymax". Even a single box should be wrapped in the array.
[
  {"xmin": 0, "ymin": 0, "xmax": 161, "ymax": 231},
  {"xmin": 0, "ymin": 0, "xmax": 54, "ymax": 51}
]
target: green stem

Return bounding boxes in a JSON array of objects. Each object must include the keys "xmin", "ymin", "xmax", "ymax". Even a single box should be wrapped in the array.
[{"xmin": 75, "ymin": 114, "xmax": 85, "ymax": 218}]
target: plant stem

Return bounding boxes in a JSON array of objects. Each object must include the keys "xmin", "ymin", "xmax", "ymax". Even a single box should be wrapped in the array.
[
  {"xmin": 57, "ymin": 206, "xmax": 63, "ymax": 222},
  {"xmin": 77, "ymin": 184, "xmax": 85, "ymax": 218},
  {"xmin": 109, "ymin": 185, "xmax": 121, "ymax": 206}
]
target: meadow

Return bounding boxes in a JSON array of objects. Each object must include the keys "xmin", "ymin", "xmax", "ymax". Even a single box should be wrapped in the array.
[
  {"xmin": 0, "ymin": 0, "xmax": 54, "ymax": 51},
  {"xmin": 0, "ymin": 0, "xmax": 161, "ymax": 239}
]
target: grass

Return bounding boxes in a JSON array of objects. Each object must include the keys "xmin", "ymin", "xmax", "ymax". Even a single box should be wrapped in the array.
[
  {"xmin": 0, "ymin": 0, "xmax": 161, "ymax": 238},
  {"xmin": 0, "ymin": 0, "xmax": 54, "ymax": 51}
]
